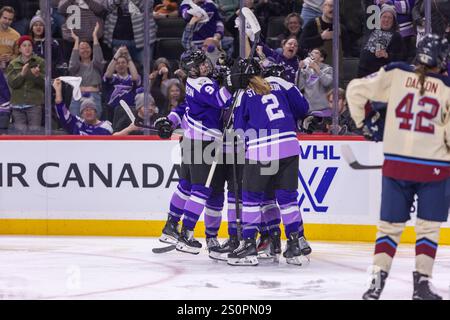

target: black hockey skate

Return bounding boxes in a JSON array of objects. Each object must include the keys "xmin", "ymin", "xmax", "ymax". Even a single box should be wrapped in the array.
[
  {"xmin": 362, "ymin": 269, "xmax": 388, "ymax": 300},
  {"xmin": 176, "ymin": 226, "xmax": 202, "ymax": 254},
  {"xmin": 256, "ymin": 233, "xmax": 272, "ymax": 259},
  {"xmin": 299, "ymin": 236, "xmax": 312, "ymax": 256},
  {"xmin": 283, "ymin": 232, "xmax": 306, "ymax": 266},
  {"xmin": 159, "ymin": 217, "xmax": 180, "ymax": 244},
  {"xmin": 207, "ymin": 235, "xmax": 239, "ymax": 261},
  {"xmin": 269, "ymin": 230, "xmax": 282, "ymax": 262},
  {"xmin": 412, "ymin": 271, "xmax": 442, "ymax": 300},
  {"xmin": 227, "ymin": 238, "xmax": 258, "ymax": 266}
]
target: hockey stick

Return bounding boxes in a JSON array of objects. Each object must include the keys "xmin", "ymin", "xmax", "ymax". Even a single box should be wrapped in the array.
[
  {"xmin": 152, "ymin": 244, "xmax": 176, "ymax": 254},
  {"xmin": 341, "ymin": 144, "xmax": 382, "ymax": 170}
]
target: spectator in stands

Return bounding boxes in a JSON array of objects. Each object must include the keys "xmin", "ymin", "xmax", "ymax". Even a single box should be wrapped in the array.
[
  {"xmin": 357, "ymin": 5, "xmax": 403, "ymax": 77},
  {"xmin": 103, "ymin": 46, "xmax": 141, "ymax": 123},
  {"xmin": 182, "ymin": 14, "xmax": 226, "ymax": 66},
  {"xmin": 300, "ymin": 0, "xmax": 324, "ymax": 27},
  {"xmin": 299, "ymin": 0, "xmax": 342, "ymax": 68},
  {"xmin": 374, "ymin": 0, "xmax": 416, "ymax": 62},
  {"xmin": 161, "ymin": 78, "xmax": 184, "ymax": 115},
  {"xmin": 68, "ymin": 22, "xmax": 105, "ymax": 117},
  {"xmin": 149, "ymin": 57, "xmax": 176, "ymax": 111},
  {"xmin": 0, "ymin": 67, "xmax": 10, "ymax": 133},
  {"xmin": 276, "ymin": 13, "xmax": 307, "ymax": 57},
  {"xmin": 413, "ymin": 0, "xmax": 449, "ymax": 42},
  {"xmin": 296, "ymin": 48, "xmax": 333, "ymax": 112},
  {"xmin": 29, "ymin": 14, "xmax": 64, "ymax": 76},
  {"xmin": 53, "ymin": 78, "xmax": 112, "ymax": 135},
  {"xmin": 326, "ymin": 87, "xmax": 358, "ymax": 135},
  {"xmin": 153, "ymin": 0, "xmax": 179, "ymax": 19},
  {"xmin": 58, "ymin": 0, "xmax": 105, "ymax": 58},
  {"xmin": 0, "ymin": 6, "xmax": 20, "ymax": 70},
  {"xmin": 0, "ymin": 1, "xmax": 42, "ymax": 36},
  {"xmin": 179, "ymin": 0, "xmax": 224, "ymax": 49},
  {"xmin": 258, "ymin": 35, "xmax": 301, "ymax": 83},
  {"xmin": 6, "ymin": 35, "xmax": 45, "ymax": 133},
  {"xmin": 215, "ymin": 0, "xmax": 239, "ymax": 21},
  {"xmin": 113, "ymin": 89, "xmax": 159, "ymax": 135},
  {"xmin": 103, "ymin": 0, "xmax": 157, "ymax": 68}
]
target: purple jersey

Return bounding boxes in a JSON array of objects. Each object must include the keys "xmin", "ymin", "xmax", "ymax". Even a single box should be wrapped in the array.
[
  {"xmin": 167, "ymin": 101, "xmax": 188, "ymax": 129},
  {"xmin": 180, "ymin": 0, "xmax": 224, "ymax": 44},
  {"xmin": 262, "ymin": 44, "xmax": 299, "ymax": 84},
  {"xmin": 103, "ymin": 74, "xmax": 141, "ymax": 109},
  {"xmin": 234, "ymin": 76, "xmax": 309, "ymax": 161},
  {"xmin": 183, "ymin": 76, "xmax": 232, "ymax": 141},
  {"xmin": 55, "ymin": 103, "xmax": 113, "ymax": 135}
]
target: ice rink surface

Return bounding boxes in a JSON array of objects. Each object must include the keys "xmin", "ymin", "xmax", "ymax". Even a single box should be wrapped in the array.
[{"xmin": 0, "ymin": 236, "xmax": 449, "ymax": 300}]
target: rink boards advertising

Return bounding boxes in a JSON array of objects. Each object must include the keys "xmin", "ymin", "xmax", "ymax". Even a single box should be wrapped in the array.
[{"xmin": 0, "ymin": 135, "xmax": 449, "ymax": 244}]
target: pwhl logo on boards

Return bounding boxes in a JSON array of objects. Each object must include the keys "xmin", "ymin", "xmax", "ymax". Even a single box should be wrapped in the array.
[{"xmin": 298, "ymin": 145, "xmax": 339, "ymax": 213}]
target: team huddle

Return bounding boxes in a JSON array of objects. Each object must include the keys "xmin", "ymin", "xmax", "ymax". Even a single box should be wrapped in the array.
[
  {"xmin": 143, "ymin": 33, "xmax": 449, "ymax": 300},
  {"xmin": 154, "ymin": 49, "xmax": 312, "ymax": 267}
]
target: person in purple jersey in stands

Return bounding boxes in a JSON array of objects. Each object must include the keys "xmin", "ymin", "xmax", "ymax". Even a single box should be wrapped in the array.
[
  {"xmin": 53, "ymin": 78, "xmax": 112, "ymax": 136},
  {"xmin": 179, "ymin": 0, "xmax": 225, "ymax": 48},
  {"xmin": 228, "ymin": 58, "xmax": 310, "ymax": 266},
  {"xmin": 257, "ymin": 35, "xmax": 301, "ymax": 84},
  {"xmin": 154, "ymin": 49, "xmax": 233, "ymax": 255}
]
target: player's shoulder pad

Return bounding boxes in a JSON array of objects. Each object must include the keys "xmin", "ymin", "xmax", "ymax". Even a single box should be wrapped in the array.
[
  {"xmin": 265, "ymin": 76, "xmax": 294, "ymax": 90},
  {"xmin": 383, "ymin": 62, "xmax": 414, "ymax": 73},
  {"xmin": 187, "ymin": 77, "xmax": 214, "ymax": 92},
  {"xmin": 426, "ymin": 72, "xmax": 450, "ymax": 87}
]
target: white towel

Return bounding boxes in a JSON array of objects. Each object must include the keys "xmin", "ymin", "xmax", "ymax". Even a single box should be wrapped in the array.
[{"xmin": 59, "ymin": 76, "xmax": 82, "ymax": 101}]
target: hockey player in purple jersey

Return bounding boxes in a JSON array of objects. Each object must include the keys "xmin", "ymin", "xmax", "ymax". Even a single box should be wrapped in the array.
[
  {"xmin": 255, "ymin": 62, "xmax": 312, "ymax": 261},
  {"xmin": 228, "ymin": 58, "xmax": 310, "ymax": 266},
  {"xmin": 163, "ymin": 49, "xmax": 233, "ymax": 254},
  {"xmin": 53, "ymin": 79, "xmax": 113, "ymax": 135}
]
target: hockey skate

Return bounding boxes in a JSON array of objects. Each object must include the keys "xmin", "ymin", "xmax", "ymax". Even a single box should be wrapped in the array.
[
  {"xmin": 176, "ymin": 226, "xmax": 202, "ymax": 254},
  {"xmin": 298, "ymin": 236, "xmax": 312, "ymax": 262},
  {"xmin": 159, "ymin": 217, "xmax": 180, "ymax": 244},
  {"xmin": 412, "ymin": 271, "xmax": 442, "ymax": 300},
  {"xmin": 227, "ymin": 238, "xmax": 258, "ymax": 266},
  {"xmin": 269, "ymin": 230, "xmax": 282, "ymax": 263},
  {"xmin": 256, "ymin": 233, "xmax": 272, "ymax": 259},
  {"xmin": 207, "ymin": 235, "xmax": 239, "ymax": 261},
  {"xmin": 362, "ymin": 269, "xmax": 388, "ymax": 300},
  {"xmin": 283, "ymin": 232, "xmax": 307, "ymax": 266}
]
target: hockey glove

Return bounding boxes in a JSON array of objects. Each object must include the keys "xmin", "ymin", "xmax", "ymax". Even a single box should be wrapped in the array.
[
  {"xmin": 299, "ymin": 116, "xmax": 330, "ymax": 134},
  {"xmin": 362, "ymin": 110, "xmax": 385, "ymax": 142},
  {"xmin": 154, "ymin": 116, "xmax": 174, "ymax": 139}
]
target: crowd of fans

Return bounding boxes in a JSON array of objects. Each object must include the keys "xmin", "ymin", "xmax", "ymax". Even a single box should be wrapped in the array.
[{"xmin": 0, "ymin": 0, "xmax": 448, "ymax": 135}]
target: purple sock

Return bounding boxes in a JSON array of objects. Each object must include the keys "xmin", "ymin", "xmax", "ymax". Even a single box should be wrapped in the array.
[
  {"xmin": 242, "ymin": 191, "xmax": 264, "ymax": 239},
  {"xmin": 205, "ymin": 192, "xmax": 224, "ymax": 238},
  {"xmin": 276, "ymin": 189, "xmax": 302, "ymax": 238},
  {"xmin": 168, "ymin": 179, "xmax": 191, "ymax": 223},
  {"xmin": 182, "ymin": 184, "xmax": 212, "ymax": 231}
]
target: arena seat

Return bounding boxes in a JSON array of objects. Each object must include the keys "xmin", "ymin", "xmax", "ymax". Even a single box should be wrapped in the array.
[
  {"xmin": 154, "ymin": 38, "xmax": 186, "ymax": 61},
  {"xmin": 265, "ymin": 16, "xmax": 286, "ymax": 49},
  {"xmin": 342, "ymin": 57, "xmax": 360, "ymax": 88},
  {"xmin": 156, "ymin": 18, "xmax": 187, "ymax": 38}
]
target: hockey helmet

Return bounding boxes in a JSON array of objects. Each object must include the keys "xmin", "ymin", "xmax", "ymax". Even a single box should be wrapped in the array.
[
  {"xmin": 262, "ymin": 59, "xmax": 286, "ymax": 79},
  {"xmin": 416, "ymin": 34, "xmax": 450, "ymax": 69},
  {"xmin": 180, "ymin": 49, "xmax": 213, "ymax": 78}
]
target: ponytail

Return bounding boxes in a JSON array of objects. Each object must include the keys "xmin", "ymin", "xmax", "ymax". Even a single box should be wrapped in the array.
[
  {"xmin": 248, "ymin": 76, "xmax": 271, "ymax": 96},
  {"xmin": 415, "ymin": 64, "xmax": 432, "ymax": 96}
]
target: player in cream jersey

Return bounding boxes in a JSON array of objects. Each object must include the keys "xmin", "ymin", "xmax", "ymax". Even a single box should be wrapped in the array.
[{"xmin": 346, "ymin": 34, "xmax": 450, "ymax": 300}]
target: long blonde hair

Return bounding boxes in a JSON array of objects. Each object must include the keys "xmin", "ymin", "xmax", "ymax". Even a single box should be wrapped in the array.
[{"xmin": 249, "ymin": 76, "xmax": 272, "ymax": 96}]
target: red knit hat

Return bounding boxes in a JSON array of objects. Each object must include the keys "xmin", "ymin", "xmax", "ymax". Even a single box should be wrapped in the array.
[{"xmin": 17, "ymin": 35, "xmax": 33, "ymax": 47}]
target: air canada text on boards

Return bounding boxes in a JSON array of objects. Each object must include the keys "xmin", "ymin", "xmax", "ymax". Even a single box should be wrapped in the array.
[{"xmin": 0, "ymin": 163, "xmax": 181, "ymax": 189}]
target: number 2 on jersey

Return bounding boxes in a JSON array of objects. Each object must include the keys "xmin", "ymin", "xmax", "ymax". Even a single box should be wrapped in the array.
[
  {"xmin": 395, "ymin": 93, "xmax": 440, "ymax": 134},
  {"xmin": 262, "ymin": 94, "xmax": 285, "ymax": 121}
]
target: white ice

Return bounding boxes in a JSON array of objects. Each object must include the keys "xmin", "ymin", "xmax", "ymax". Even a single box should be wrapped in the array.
[{"xmin": 0, "ymin": 236, "xmax": 449, "ymax": 300}]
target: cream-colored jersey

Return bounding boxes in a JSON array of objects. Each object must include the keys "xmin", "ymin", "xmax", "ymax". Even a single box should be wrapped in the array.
[{"xmin": 346, "ymin": 62, "xmax": 450, "ymax": 182}]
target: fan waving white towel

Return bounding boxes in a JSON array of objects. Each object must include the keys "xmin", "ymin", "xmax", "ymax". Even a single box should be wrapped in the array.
[{"xmin": 59, "ymin": 76, "xmax": 82, "ymax": 101}]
